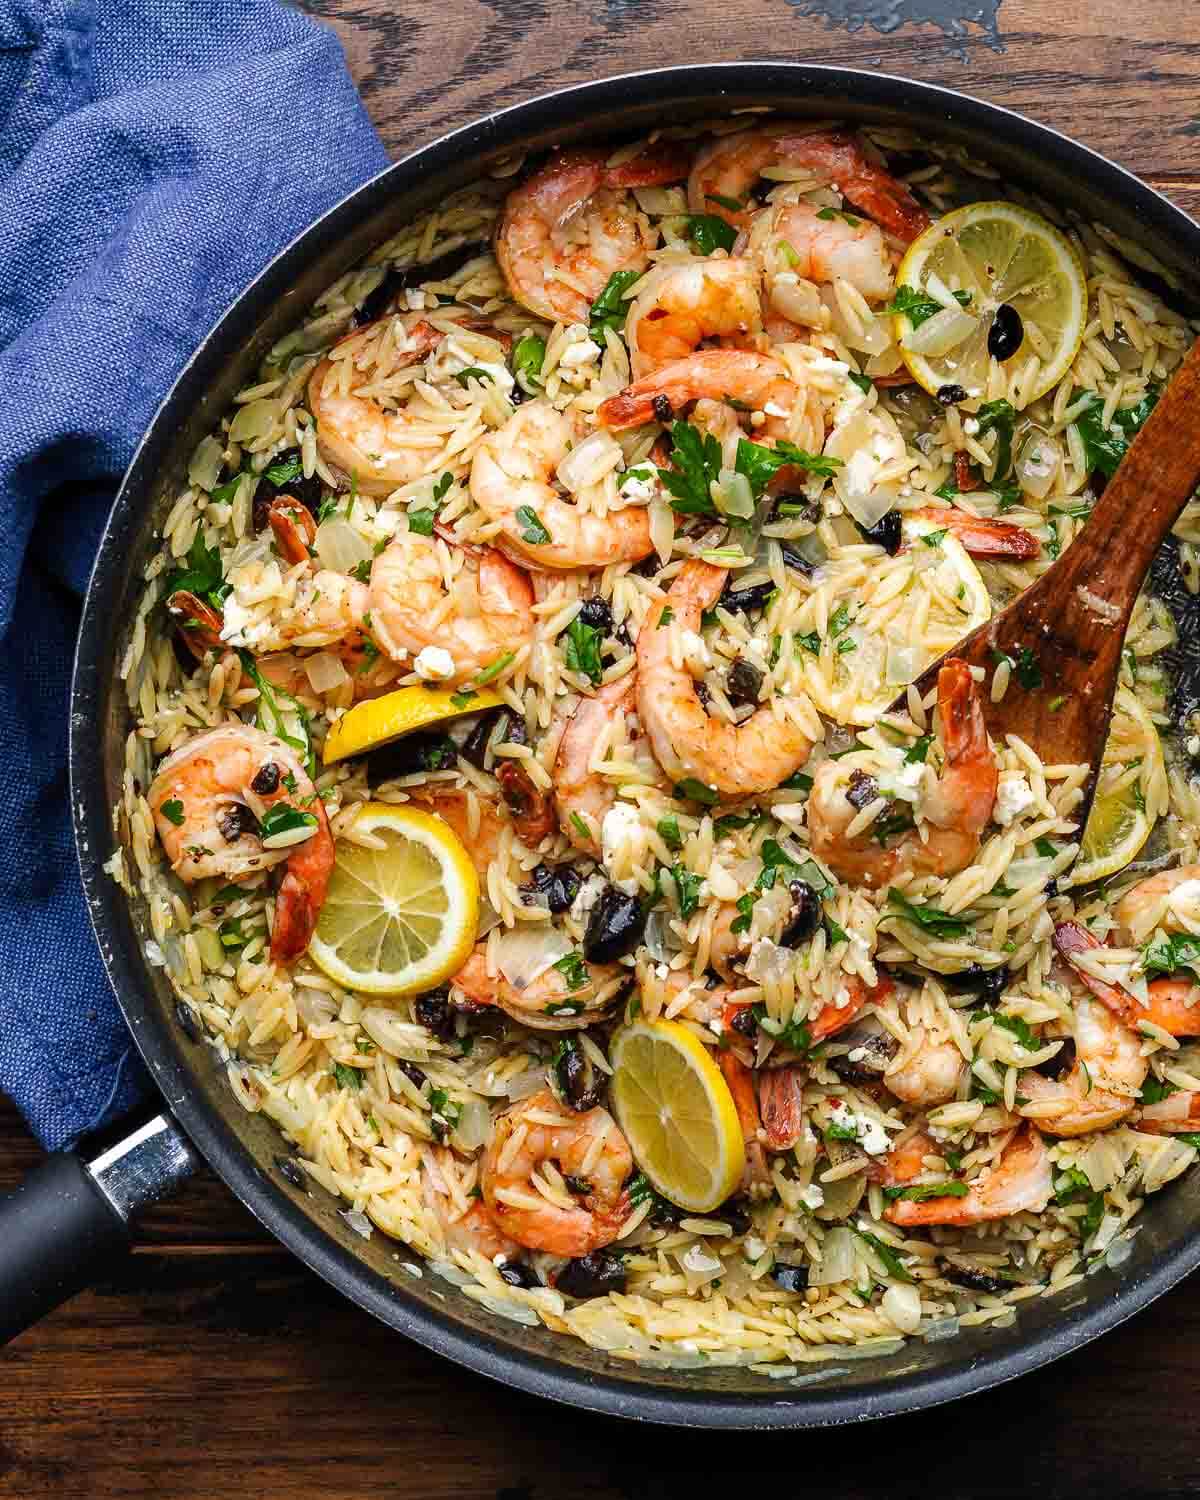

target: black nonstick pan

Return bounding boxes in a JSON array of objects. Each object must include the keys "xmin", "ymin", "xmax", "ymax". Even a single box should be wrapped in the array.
[{"xmin": 5, "ymin": 63, "xmax": 1200, "ymax": 1428}]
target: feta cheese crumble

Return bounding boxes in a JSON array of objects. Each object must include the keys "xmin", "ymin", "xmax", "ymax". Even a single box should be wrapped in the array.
[{"xmin": 413, "ymin": 645, "xmax": 455, "ymax": 681}]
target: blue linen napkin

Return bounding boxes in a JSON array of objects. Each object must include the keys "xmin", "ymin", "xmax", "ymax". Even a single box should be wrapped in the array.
[{"xmin": 0, "ymin": 0, "xmax": 388, "ymax": 1151}]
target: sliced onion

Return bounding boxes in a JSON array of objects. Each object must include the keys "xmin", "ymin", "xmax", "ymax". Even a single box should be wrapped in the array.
[
  {"xmin": 882, "ymin": 1282, "xmax": 923, "ymax": 1333},
  {"xmin": 712, "ymin": 467, "xmax": 755, "ymax": 520},
  {"xmin": 922, "ymin": 1315, "xmax": 961, "ymax": 1342},
  {"xmin": 504, "ymin": 1065, "xmax": 549, "ymax": 1101},
  {"xmin": 840, "ymin": 486, "xmax": 896, "ymax": 532},
  {"xmin": 814, "ymin": 1170, "xmax": 866, "ymax": 1221},
  {"xmin": 1015, "ymin": 432, "xmax": 1060, "ymax": 500},
  {"xmin": 810, "ymin": 1225, "xmax": 856, "ymax": 1285},
  {"xmin": 1004, "ymin": 855, "xmax": 1055, "ymax": 889},
  {"xmin": 228, "ymin": 398, "xmax": 278, "ymax": 443},
  {"xmin": 770, "ymin": 276, "xmax": 823, "ymax": 327},
  {"xmin": 901, "ymin": 307, "xmax": 978, "ymax": 358},
  {"xmin": 844, "ymin": 312, "xmax": 891, "ymax": 357},
  {"xmin": 556, "ymin": 429, "xmax": 624, "ymax": 494},
  {"xmin": 450, "ymin": 1095, "xmax": 492, "ymax": 1153},
  {"xmin": 361, "ymin": 1004, "xmax": 432, "ymax": 1058},
  {"xmin": 189, "ymin": 435, "xmax": 224, "ymax": 492},
  {"xmin": 297, "ymin": 986, "xmax": 338, "ymax": 1027},
  {"xmin": 642, "ymin": 910, "xmax": 684, "ymax": 964},
  {"xmin": 304, "ymin": 651, "xmax": 350, "ymax": 693},
  {"xmin": 493, "ymin": 926, "xmax": 573, "ymax": 990},
  {"xmin": 315, "ymin": 515, "xmax": 373, "ymax": 574}
]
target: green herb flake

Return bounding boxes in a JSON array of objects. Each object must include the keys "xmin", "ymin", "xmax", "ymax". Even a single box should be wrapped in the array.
[
  {"xmin": 160, "ymin": 798, "xmax": 185, "ymax": 827},
  {"xmin": 854, "ymin": 1229, "xmax": 914, "ymax": 1283},
  {"xmin": 657, "ymin": 815, "xmax": 683, "ymax": 851},
  {"xmin": 512, "ymin": 334, "xmax": 547, "ymax": 393},
  {"xmin": 903, "ymin": 735, "xmax": 932, "ymax": 765},
  {"xmin": 515, "ymin": 505, "xmax": 551, "ymax": 546},
  {"xmin": 454, "ymin": 365, "xmax": 493, "ymax": 388},
  {"xmin": 570, "ymin": 811, "xmax": 591, "ymax": 841},
  {"xmin": 921, "ymin": 528, "xmax": 948, "ymax": 549},
  {"xmin": 1141, "ymin": 932, "xmax": 1200, "ymax": 980},
  {"xmin": 886, "ymin": 889, "xmax": 970, "ymax": 939},
  {"xmin": 660, "ymin": 420, "xmax": 723, "ymax": 516},
  {"xmin": 883, "ymin": 1181, "xmax": 970, "ymax": 1203},
  {"xmin": 975, "ymin": 398, "xmax": 1017, "ymax": 481},
  {"xmin": 674, "ymin": 778, "xmax": 720, "ymax": 806},
  {"xmin": 1072, "ymin": 385, "xmax": 1160, "ymax": 478},
  {"xmin": 735, "ymin": 436, "xmax": 843, "ymax": 499},
  {"xmin": 553, "ymin": 952, "xmax": 590, "ymax": 992},
  {"xmin": 589, "ymin": 269, "xmax": 642, "ymax": 340},
  {"xmin": 163, "ymin": 532, "xmax": 231, "ymax": 612},
  {"xmin": 563, "ymin": 617, "xmax": 604, "ymax": 685},
  {"xmin": 686, "ymin": 214, "xmax": 738, "ymax": 255},
  {"xmin": 670, "ymin": 865, "xmax": 705, "ymax": 918},
  {"xmin": 332, "ymin": 1062, "xmax": 363, "ymax": 1091}
]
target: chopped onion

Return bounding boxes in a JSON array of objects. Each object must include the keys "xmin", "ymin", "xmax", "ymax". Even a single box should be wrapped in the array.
[
  {"xmin": 845, "ymin": 312, "xmax": 891, "ymax": 357},
  {"xmin": 1015, "ymin": 432, "xmax": 1060, "ymax": 500},
  {"xmin": 304, "ymin": 652, "xmax": 350, "ymax": 694},
  {"xmin": 901, "ymin": 306, "xmax": 978, "ymax": 358},
  {"xmin": 556, "ymin": 429, "xmax": 624, "ymax": 494},
  {"xmin": 814, "ymin": 1170, "xmax": 866, "ymax": 1221},
  {"xmin": 810, "ymin": 1225, "xmax": 856, "ymax": 1285},
  {"xmin": 642, "ymin": 909, "xmax": 683, "ymax": 964},
  {"xmin": 189, "ymin": 435, "xmax": 224, "ymax": 492},
  {"xmin": 840, "ymin": 486, "xmax": 896, "ymax": 533},
  {"xmin": 493, "ymin": 926, "xmax": 573, "ymax": 990},
  {"xmin": 882, "ymin": 1282, "xmax": 923, "ymax": 1334},
  {"xmin": 361, "ymin": 1005, "xmax": 432, "ymax": 1058},
  {"xmin": 228, "ymin": 398, "xmax": 278, "ymax": 443},
  {"xmin": 504, "ymin": 1065, "xmax": 549, "ymax": 1101},
  {"xmin": 315, "ymin": 515, "xmax": 373, "ymax": 574},
  {"xmin": 921, "ymin": 1315, "xmax": 961, "ymax": 1342},
  {"xmin": 297, "ymin": 986, "xmax": 338, "ymax": 1027},
  {"xmin": 451, "ymin": 1095, "xmax": 492, "ymax": 1153}
]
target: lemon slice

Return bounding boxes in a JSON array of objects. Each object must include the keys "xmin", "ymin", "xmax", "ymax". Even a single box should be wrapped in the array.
[
  {"xmin": 322, "ymin": 685, "xmax": 503, "ymax": 766},
  {"xmin": 1068, "ymin": 687, "xmax": 1165, "ymax": 887},
  {"xmin": 609, "ymin": 1019, "xmax": 745, "ymax": 1213},
  {"xmin": 309, "ymin": 803, "xmax": 478, "ymax": 994},
  {"xmin": 795, "ymin": 516, "xmax": 990, "ymax": 727},
  {"xmin": 894, "ymin": 202, "xmax": 1087, "ymax": 407}
]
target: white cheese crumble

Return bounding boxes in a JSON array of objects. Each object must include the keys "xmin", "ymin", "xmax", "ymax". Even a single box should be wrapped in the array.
[
  {"xmin": 679, "ymin": 629, "xmax": 711, "ymax": 676},
  {"xmin": 559, "ymin": 337, "xmax": 602, "ymax": 369},
  {"xmin": 993, "ymin": 771, "xmax": 1035, "ymax": 827},
  {"xmin": 601, "ymin": 801, "xmax": 642, "ymax": 895},
  {"xmin": 681, "ymin": 1245, "xmax": 723, "ymax": 1276},
  {"xmin": 413, "ymin": 645, "xmax": 455, "ymax": 681},
  {"xmin": 962, "ymin": 416, "xmax": 980, "ymax": 435},
  {"xmin": 828, "ymin": 1102, "xmax": 891, "ymax": 1156},
  {"xmin": 619, "ymin": 464, "xmax": 658, "ymax": 503},
  {"xmin": 799, "ymin": 1184, "xmax": 825, "ymax": 1211}
]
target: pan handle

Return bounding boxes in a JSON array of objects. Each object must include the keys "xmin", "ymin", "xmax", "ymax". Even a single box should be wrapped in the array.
[{"xmin": 0, "ymin": 1114, "xmax": 200, "ymax": 1344}]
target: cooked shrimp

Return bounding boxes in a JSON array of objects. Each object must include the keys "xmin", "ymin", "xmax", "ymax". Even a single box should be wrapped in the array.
[
  {"xmin": 149, "ymin": 723, "xmax": 333, "ymax": 963},
  {"xmin": 553, "ymin": 676, "xmax": 639, "ymax": 853},
  {"xmin": 873, "ymin": 1128, "xmax": 938, "ymax": 1188},
  {"xmin": 452, "ymin": 942, "xmax": 625, "ymax": 1032},
  {"xmin": 758, "ymin": 1066, "xmax": 806, "ymax": 1152},
  {"xmin": 882, "ymin": 1032, "xmax": 965, "ymax": 1108},
  {"xmin": 403, "ymin": 787, "xmax": 507, "ymax": 881},
  {"xmin": 1138, "ymin": 1088, "xmax": 1200, "ymax": 1135},
  {"xmin": 166, "ymin": 590, "xmax": 224, "ymax": 661},
  {"xmin": 906, "ymin": 507, "xmax": 1040, "ymax": 560},
  {"xmin": 810, "ymin": 973, "xmax": 895, "ymax": 1043},
  {"xmin": 267, "ymin": 496, "xmax": 317, "ymax": 565},
  {"xmin": 1114, "ymin": 864, "xmax": 1200, "ymax": 945},
  {"xmin": 1053, "ymin": 920, "xmax": 1200, "ymax": 1038},
  {"xmin": 598, "ymin": 349, "xmax": 801, "ymax": 433},
  {"xmin": 809, "ymin": 658, "xmax": 998, "ymax": 888},
  {"xmin": 422, "ymin": 1151, "xmax": 522, "ymax": 1263},
  {"xmin": 470, "ymin": 401, "xmax": 654, "ymax": 569},
  {"xmin": 762, "ymin": 200, "xmax": 894, "ymax": 301},
  {"xmin": 495, "ymin": 144, "xmax": 688, "ymax": 325},
  {"xmin": 885, "ymin": 1124, "xmax": 1052, "ymax": 1228},
  {"xmin": 1017, "ymin": 994, "xmax": 1148, "ymax": 1137},
  {"xmin": 256, "ymin": 644, "xmax": 401, "ymax": 705},
  {"xmin": 636, "ymin": 560, "xmax": 814, "ymax": 798},
  {"xmin": 307, "ymin": 357, "xmax": 440, "ymax": 498},
  {"xmin": 368, "ymin": 530, "xmax": 534, "ymax": 684},
  {"xmin": 622, "ymin": 259, "xmax": 761, "ymax": 378},
  {"xmin": 480, "ymin": 1088, "xmax": 633, "ymax": 1255},
  {"xmin": 718, "ymin": 1051, "xmax": 768, "ymax": 1186},
  {"xmin": 249, "ymin": 570, "xmax": 371, "ymax": 653},
  {"xmin": 688, "ymin": 127, "xmax": 929, "ymax": 243}
]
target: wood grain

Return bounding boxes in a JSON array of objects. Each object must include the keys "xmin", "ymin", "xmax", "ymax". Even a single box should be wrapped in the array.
[{"xmin": 7, "ymin": 4, "xmax": 1200, "ymax": 1494}]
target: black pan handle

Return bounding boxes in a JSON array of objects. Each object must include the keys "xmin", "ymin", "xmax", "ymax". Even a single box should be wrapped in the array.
[{"xmin": 0, "ymin": 1114, "xmax": 199, "ymax": 1344}]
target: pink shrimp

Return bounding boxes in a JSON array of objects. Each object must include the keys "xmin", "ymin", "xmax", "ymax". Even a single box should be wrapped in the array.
[
  {"xmin": 597, "ymin": 349, "xmax": 800, "ymax": 433},
  {"xmin": 1054, "ymin": 921, "xmax": 1200, "ymax": 1038},
  {"xmin": 885, "ymin": 1125, "xmax": 1053, "ymax": 1228},
  {"xmin": 451, "ymin": 943, "xmax": 625, "ymax": 1032},
  {"xmin": 757, "ymin": 1067, "xmax": 806, "ymax": 1152},
  {"xmin": 906, "ymin": 506, "xmax": 1041, "ymax": 560}
]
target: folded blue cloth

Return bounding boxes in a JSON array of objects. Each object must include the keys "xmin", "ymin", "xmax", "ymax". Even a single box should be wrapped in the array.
[{"xmin": 0, "ymin": 0, "xmax": 388, "ymax": 1150}]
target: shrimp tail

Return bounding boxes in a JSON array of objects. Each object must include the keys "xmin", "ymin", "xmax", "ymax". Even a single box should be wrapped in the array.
[
  {"xmin": 809, "ymin": 974, "xmax": 894, "ymax": 1042},
  {"xmin": 909, "ymin": 507, "xmax": 1041, "ymax": 560},
  {"xmin": 270, "ymin": 801, "xmax": 334, "ymax": 964},
  {"xmin": 267, "ymin": 496, "xmax": 318, "ymax": 565},
  {"xmin": 166, "ymin": 590, "xmax": 224, "ymax": 661},
  {"xmin": 757, "ymin": 1066, "xmax": 806, "ymax": 1151}
]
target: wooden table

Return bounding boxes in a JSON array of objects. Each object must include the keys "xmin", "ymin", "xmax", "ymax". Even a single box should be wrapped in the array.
[{"xmin": 6, "ymin": 3, "xmax": 1200, "ymax": 1493}]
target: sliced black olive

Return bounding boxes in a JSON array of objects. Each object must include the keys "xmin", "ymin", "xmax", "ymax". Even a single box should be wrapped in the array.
[
  {"xmin": 583, "ymin": 885, "xmax": 646, "ymax": 964},
  {"xmin": 779, "ymin": 542, "xmax": 815, "ymax": 576},
  {"xmin": 719, "ymin": 581, "xmax": 775, "ymax": 615},
  {"xmin": 779, "ymin": 879, "xmax": 820, "ymax": 948},
  {"xmin": 353, "ymin": 243, "xmax": 488, "ymax": 326},
  {"xmin": 577, "ymin": 596, "xmax": 613, "ymax": 632},
  {"xmin": 275, "ymin": 1155, "xmax": 306, "ymax": 1189},
  {"xmin": 366, "ymin": 731, "xmax": 457, "ymax": 785},
  {"xmin": 828, "ymin": 1025, "xmax": 899, "ymax": 1083},
  {"xmin": 396, "ymin": 1058, "xmax": 428, "ymax": 1089},
  {"xmin": 564, "ymin": 1175, "xmax": 592, "ymax": 1196},
  {"xmin": 652, "ymin": 394, "xmax": 673, "ymax": 424},
  {"xmin": 498, "ymin": 1261, "xmax": 541, "ymax": 1289},
  {"xmin": 251, "ymin": 762, "xmax": 280, "ymax": 795},
  {"xmin": 845, "ymin": 770, "xmax": 879, "ymax": 811},
  {"xmin": 695, "ymin": 680, "xmax": 712, "ymax": 709},
  {"xmin": 554, "ymin": 1035, "xmax": 605, "ymax": 1112},
  {"xmin": 718, "ymin": 1200, "xmax": 752, "ymax": 1236},
  {"xmin": 521, "ymin": 863, "xmax": 582, "ymax": 915},
  {"xmin": 252, "ymin": 447, "xmax": 325, "ymax": 529},
  {"xmin": 217, "ymin": 803, "xmax": 260, "ymax": 843},
  {"xmin": 726, "ymin": 658, "xmax": 764, "ymax": 708},
  {"xmin": 936, "ymin": 383, "xmax": 968, "ymax": 406},
  {"xmin": 945, "ymin": 963, "xmax": 1009, "ymax": 1003},
  {"xmin": 1044, "ymin": 878, "xmax": 1059, "ymax": 899},
  {"xmin": 414, "ymin": 990, "xmax": 456, "ymax": 1041},
  {"xmin": 730, "ymin": 1005, "xmax": 758, "ymax": 1038},
  {"xmin": 556, "ymin": 1249, "xmax": 627, "ymax": 1298},
  {"xmin": 988, "ymin": 303, "xmax": 1024, "ymax": 361},
  {"xmin": 1034, "ymin": 1036, "xmax": 1075, "ymax": 1080},
  {"xmin": 937, "ymin": 1256, "xmax": 1014, "ymax": 1295},
  {"xmin": 770, "ymin": 1263, "xmax": 809, "ymax": 1293},
  {"xmin": 174, "ymin": 999, "xmax": 201, "ymax": 1042},
  {"xmin": 857, "ymin": 510, "xmax": 902, "ymax": 555}
]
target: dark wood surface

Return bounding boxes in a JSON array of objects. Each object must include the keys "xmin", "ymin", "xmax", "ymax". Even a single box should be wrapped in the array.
[{"xmin": 7, "ymin": 3, "xmax": 1200, "ymax": 1494}]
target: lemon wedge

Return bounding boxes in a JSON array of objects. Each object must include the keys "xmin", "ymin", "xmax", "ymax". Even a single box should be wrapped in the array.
[
  {"xmin": 309, "ymin": 803, "xmax": 478, "ymax": 994},
  {"xmin": 1068, "ymin": 687, "xmax": 1165, "ymax": 888},
  {"xmin": 322, "ymin": 685, "xmax": 503, "ymax": 766},
  {"xmin": 609, "ymin": 1019, "xmax": 745, "ymax": 1213},
  {"xmin": 894, "ymin": 202, "xmax": 1087, "ymax": 407}
]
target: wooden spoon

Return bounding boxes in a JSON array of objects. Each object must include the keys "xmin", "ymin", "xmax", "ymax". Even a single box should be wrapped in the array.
[{"xmin": 891, "ymin": 337, "xmax": 1200, "ymax": 821}]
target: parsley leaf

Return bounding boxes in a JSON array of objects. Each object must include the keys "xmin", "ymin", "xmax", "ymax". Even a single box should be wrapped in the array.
[
  {"xmin": 903, "ymin": 735, "xmax": 932, "ymax": 765},
  {"xmin": 1072, "ymin": 385, "xmax": 1160, "ymax": 478},
  {"xmin": 512, "ymin": 334, "xmax": 547, "ymax": 393},
  {"xmin": 975, "ymin": 398, "xmax": 1017, "ymax": 480},
  {"xmin": 428, "ymin": 1087, "xmax": 462, "ymax": 1141},
  {"xmin": 259, "ymin": 804, "xmax": 319, "ymax": 844},
  {"xmin": 515, "ymin": 505, "xmax": 551, "ymax": 545},
  {"xmin": 883, "ymin": 1181, "xmax": 969, "ymax": 1202},
  {"xmin": 454, "ymin": 366, "xmax": 493, "ymax": 387},
  {"xmin": 563, "ymin": 617, "xmax": 604, "ymax": 685},
  {"xmin": 657, "ymin": 815, "xmax": 683, "ymax": 851},
  {"xmin": 686, "ymin": 214, "xmax": 738, "ymax": 255},
  {"xmin": 263, "ymin": 454, "xmax": 304, "ymax": 488},
  {"xmin": 159, "ymin": 798, "xmax": 184, "ymax": 827},
  {"xmin": 735, "ymin": 436, "xmax": 843, "ymax": 499},
  {"xmin": 751, "ymin": 1001, "xmax": 811, "ymax": 1053},
  {"xmin": 553, "ymin": 952, "xmax": 590, "ymax": 992},
  {"xmin": 589, "ymin": 269, "xmax": 641, "ymax": 341},
  {"xmin": 163, "ymin": 533, "xmax": 230, "ymax": 611},
  {"xmin": 847, "ymin": 371, "xmax": 873, "ymax": 395},
  {"xmin": 674, "ymin": 778, "xmax": 719, "ymax": 805},
  {"xmin": 993, "ymin": 1012, "xmax": 1039, "ymax": 1052},
  {"xmin": 705, "ymin": 191, "xmax": 743, "ymax": 213},
  {"xmin": 660, "ymin": 420, "xmax": 722, "ymax": 515},
  {"xmin": 886, "ymin": 889, "xmax": 970, "ymax": 939},
  {"xmin": 854, "ymin": 1229, "xmax": 914, "ymax": 1283},
  {"xmin": 1140, "ymin": 1077, "xmax": 1179, "ymax": 1105},
  {"xmin": 1141, "ymin": 932, "xmax": 1200, "ymax": 980},
  {"xmin": 884, "ymin": 284, "xmax": 946, "ymax": 328},
  {"xmin": 921, "ymin": 528, "xmax": 948, "ymax": 548},
  {"xmin": 236, "ymin": 649, "xmax": 315, "ymax": 777},
  {"xmin": 332, "ymin": 1062, "xmax": 363, "ymax": 1090},
  {"xmin": 670, "ymin": 865, "xmax": 704, "ymax": 918}
]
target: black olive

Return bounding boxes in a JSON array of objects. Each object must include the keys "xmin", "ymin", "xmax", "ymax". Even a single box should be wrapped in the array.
[
  {"xmin": 936, "ymin": 1257, "xmax": 1014, "ymax": 1295},
  {"xmin": 779, "ymin": 880, "xmax": 820, "ymax": 948},
  {"xmin": 1034, "ymin": 1036, "xmax": 1075, "ymax": 1080},
  {"xmin": 988, "ymin": 303, "xmax": 1024, "ymax": 362},
  {"xmin": 414, "ymin": 990, "xmax": 456, "ymax": 1041},
  {"xmin": 554, "ymin": 1035, "xmax": 605, "ymax": 1112},
  {"xmin": 726, "ymin": 658, "xmax": 764, "ymax": 708},
  {"xmin": 652, "ymin": 394, "xmax": 673, "ymax": 424},
  {"xmin": 366, "ymin": 731, "xmax": 457, "ymax": 785},
  {"xmin": 174, "ymin": 999, "xmax": 201, "ymax": 1042},
  {"xmin": 556, "ymin": 1250, "xmax": 627, "ymax": 1298},
  {"xmin": 719, "ymin": 581, "xmax": 775, "ymax": 615},
  {"xmin": 695, "ymin": 680, "xmax": 712, "ymax": 709},
  {"xmin": 251, "ymin": 762, "xmax": 280, "ymax": 795},
  {"xmin": 459, "ymin": 710, "xmax": 503, "ymax": 769},
  {"xmin": 936, "ymin": 383, "xmax": 968, "ymax": 406},
  {"xmin": 564, "ymin": 1175, "xmax": 592, "ymax": 1196},
  {"xmin": 583, "ymin": 885, "xmax": 647, "ymax": 964},
  {"xmin": 730, "ymin": 1005, "xmax": 758, "ymax": 1038},
  {"xmin": 521, "ymin": 863, "xmax": 582, "ymax": 915},
  {"xmin": 275, "ymin": 1155, "xmax": 306, "ymax": 1189},
  {"xmin": 945, "ymin": 963, "xmax": 1009, "ymax": 1004},
  {"xmin": 577, "ymin": 596, "xmax": 613, "ymax": 632},
  {"xmin": 770, "ymin": 1263, "xmax": 810, "ymax": 1293},
  {"xmin": 829, "ymin": 1027, "xmax": 899, "ymax": 1083},
  {"xmin": 217, "ymin": 803, "xmax": 260, "ymax": 843},
  {"xmin": 252, "ymin": 447, "xmax": 325, "ymax": 529},
  {"xmin": 845, "ymin": 770, "xmax": 879, "ymax": 811},
  {"xmin": 857, "ymin": 510, "xmax": 902, "ymax": 555},
  {"xmin": 779, "ymin": 542, "xmax": 815, "ymax": 576},
  {"xmin": 396, "ymin": 1058, "xmax": 428, "ymax": 1089},
  {"xmin": 773, "ymin": 493, "xmax": 820, "ymax": 525},
  {"xmin": 353, "ymin": 243, "xmax": 488, "ymax": 327},
  {"xmin": 718, "ymin": 1200, "xmax": 752, "ymax": 1236},
  {"xmin": 1044, "ymin": 878, "xmax": 1059, "ymax": 898},
  {"xmin": 498, "ymin": 1262, "xmax": 542, "ymax": 1289}
]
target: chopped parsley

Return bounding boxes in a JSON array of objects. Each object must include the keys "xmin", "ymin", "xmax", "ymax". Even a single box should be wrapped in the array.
[
  {"xmin": 884, "ymin": 284, "xmax": 969, "ymax": 327},
  {"xmin": 316, "ymin": 495, "xmax": 340, "ymax": 524},
  {"xmin": 854, "ymin": 1229, "xmax": 913, "ymax": 1283},
  {"xmin": 921, "ymin": 528, "xmax": 948, "ymax": 548},
  {"xmin": 705, "ymin": 191, "xmax": 743, "ymax": 213},
  {"xmin": 428, "ymin": 1087, "xmax": 462, "ymax": 1141},
  {"xmin": 660, "ymin": 420, "xmax": 723, "ymax": 515},
  {"xmin": 1139, "ymin": 1077, "xmax": 1179, "ymax": 1105},
  {"xmin": 882, "ymin": 1181, "xmax": 969, "ymax": 1202},
  {"xmin": 686, "ymin": 214, "xmax": 738, "ymax": 255},
  {"xmin": 674, "ymin": 778, "xmax": 720, "ymax": 805},
  {"xmin": 408, "ymin": 471, "xmax": 453, "ymax": 536},
  {"xmin": 1141, "ymin": 931, "xmax": 1200, "ymax": 980},
  {"xmin": 588, "ymin": 269, "xmax": 641, "ymax": 341},
  {"xmin": 975, "ymin": 398, "xmax": 1017, "ymax": 480},
  {"xmin": 657, "ymin": 815, "xmax": 683, "ymax": 851},
  {"xmin": 236, "ymin": 649, "xmax": 314, "ymax": 777},
  {"xmin": 160, "ymin": 798, "xmax": 185, "ymax": 826},
  {"xmin": 163, "ymin": 532, "xmax": 231, "ymax": 612},
  {"xmin": 992, "ymin": 1012, "xmax": 1039, "ymax": 1052},
  {"xmin": 563, "ymin": 616, "xmax": 604, "ymax": 685},
  {"xmin": 263, "ymin": 454, "xmax": 304, "ymax": 488},
  {"xmin": 570, "ymin": 811, "xmax": 591, "ymax": 841},
  {"xmin": 1072, "ymin": 385, "xmax": 1160, "ymax": 478},
  {"xmin": 515, "ymin": 505, "xmax": 551, "ymax": 545},
  {"xmin": 781, "ymin": 770, "xmax": 814, "ymax": 791},
  {"xmin": 735, "ymin": 436, "xmax": 843, "ymax": 499},
  {"xmin": 217, "ymin": 917, "xmax": 248, "ymax": 950},
  {"xmin": 553, "ymin": 951, "xmax": 590, "ymax": 992},
  {"xmin": 472, "ymin": 651, "xmax": 515, "ymax": 688},
  {"xmin": 847, "ymin": 371, "xmax": 873, "ymax": 395},
  {"xmin": 659, "ymin": 605, "xmax": 675, "ymax": 628},
  {"xmin": 670, "ymin": 864, "xmax": 705, "ymax": 918},
  {"xmin": 454, "ymin": 365, "xmax": 493, "ymax": 387},
  {"xmin": 886, "ymin": 889, "xmax": 970, "ymax": 939},
  {"xmin": 332, "ymin": 1062, "xmax": 363, "ymax": 1090},
  {"xmin": 513, "ymin": 333, "xmax": 547, "ymax": 393},
  {"xmin": 752, "ymin": 1001, "xmax": 812, "ymax": 1053},
  {"xmin": 1034, "ymin": 837, "xmax": 1059, "ymax": 859},
  {"xmin": 903, "ymin": 734, "xmax": 932, "ymax": 765},
  {"xmin": 259, "ymin": 804, "xmax": 319, "ymax": 843}
]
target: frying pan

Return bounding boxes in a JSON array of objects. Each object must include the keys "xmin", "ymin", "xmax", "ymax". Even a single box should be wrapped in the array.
[{"xmin": 4, "ymin": 63, "xmax": 1200, "ymax": 1428}]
